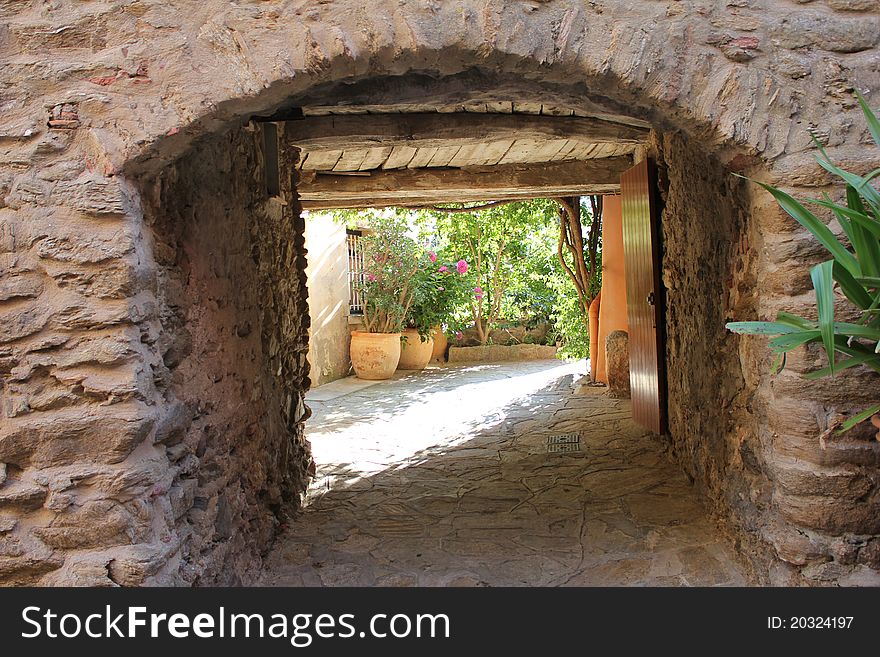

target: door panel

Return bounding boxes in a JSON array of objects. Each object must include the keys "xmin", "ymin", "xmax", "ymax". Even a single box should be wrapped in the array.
[{"xmin": 620, "ymin": 159, "xmax": 666, "ymax": 434}]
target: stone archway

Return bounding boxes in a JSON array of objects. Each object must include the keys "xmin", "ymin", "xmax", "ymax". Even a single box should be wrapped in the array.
[{"xmin": 2, "ymin": 1, "xmax": 879, "ymax": 586}]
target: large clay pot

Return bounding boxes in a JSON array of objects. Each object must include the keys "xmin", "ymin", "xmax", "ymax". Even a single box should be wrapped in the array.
[
  {"xmin": 397, "ymin": 328, "xmax": 434, "ymax": 370},
  {"xmin": 350, "ymin": 331, "xmax": 401, "ymax": 380},
  {"xmin": 431, "ymin": 326, "xmax": 448, "ymax": 362}
]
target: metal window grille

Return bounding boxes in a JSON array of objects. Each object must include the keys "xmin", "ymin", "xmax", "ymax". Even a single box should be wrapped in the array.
[{"xmin": 347, "ymin": 229, "xmax": 365, "ymax": 315}]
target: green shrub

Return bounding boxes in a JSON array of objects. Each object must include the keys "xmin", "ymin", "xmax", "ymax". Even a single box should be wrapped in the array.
[{"xmin": 727, "ymin": 93, "xmax": 880, "ymax": 433}]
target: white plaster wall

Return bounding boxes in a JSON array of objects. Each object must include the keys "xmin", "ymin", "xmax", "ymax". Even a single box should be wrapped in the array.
[{"xmin": 304, "ymin": 214, "xmax": 353, "ymax": 386}]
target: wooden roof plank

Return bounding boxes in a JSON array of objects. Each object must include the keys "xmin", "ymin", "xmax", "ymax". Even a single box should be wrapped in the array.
[
  {"xmin": 300, "ymin": 149, "xmax": 343, "ymax": 171},
  {"xmin": 426, "ymin": 145, "xmax": 462, "ymax": 167},
  {"xmin": 332, "ymin": 148, "xmax": 369, "ymax": 171},
  {"xmin": 298, "ymin": 157, "xmax": 631, "ymax": 208},
  {"xmin": 283, "ymin": 112, "xmax": 648, "ymax": 152},
  {"xmin": 358, "ymin": 146, "xmax": 394, "ymax": 170},
  {"xmin": 406, "ymin": 147, "xmax": 439, "ymax": 168},
  {"xmin": 381, "ymin": 145, "xmax": 418, "ymax": 169}
]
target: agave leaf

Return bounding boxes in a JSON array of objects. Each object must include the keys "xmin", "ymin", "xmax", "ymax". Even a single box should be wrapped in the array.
[
  {"xmin": 832, "ymin": 322, "xmax": 880, "ymax": 341},
  {"xmin": 771, "ymin": 352, "xmax": 786, "ymax": 375},
  {"xmin": 806, "ymin": 198, "xmax": 880, "ymax": 240},
  {"xmin": 833, "ymin": 337, "xmax": 880, "ymax": 374},
  {"xmin": 775, "ymin": 311, "xmax": 815, "ymax": 329},
  {"xmin": 812, "ymin": 138, "xmax": 880, "ymax": 215},
  {"xmin": 754, "ymin": 182, "xmax": 860, "ymax": 275},
  {"xmin": 846, "ymin": 187, "xmax": 880, "ymax": 278},
  {"xmin": 811, "ymin": 261, "xmax": 836, "ymax": 374},
  {"xmin": 836, "ymin": 403, "xmax": 880, "ymax": 435},
  {"xmin": 725, "ymin": 321, "xmax": 805, "ymax": 335},
  {"xmin": 855, "ymin": 90, "xmax": 880, "ymax": 148},
  {"xmin": 833, "ymin": 261, "xmax": 874, "ymax": 309},
  {"xmin": 804, "ymin": 352, "xmax": 879, "ymax": 380},
  {"xmin": 768, "ymin": 330, "xmax": 821, "ymax": 352}
]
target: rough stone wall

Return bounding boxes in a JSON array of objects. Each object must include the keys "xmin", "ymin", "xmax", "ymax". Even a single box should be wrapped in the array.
[
  {"xmin": 0, "ymin": 115, "xmax": 312, "ymax": 584},
  {"xmin": 658, "ymin": 126, "xmax": 880, "ymax": 585},
  {"xmin": 653, "ymin": 131, "xmax": 768, "ymax": 580},
  {"xmin": 1, "ymin": 0, "xmax": 880, "ymax": 585},
  {"xmin": 137, "ymin": 124, "xmax": 313, "ymax": 585}
]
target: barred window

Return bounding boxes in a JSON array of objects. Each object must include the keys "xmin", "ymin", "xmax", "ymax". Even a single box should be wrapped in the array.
[{"xmin": 346, "ymin": 229, "xmax": 365, "ymax": 315}]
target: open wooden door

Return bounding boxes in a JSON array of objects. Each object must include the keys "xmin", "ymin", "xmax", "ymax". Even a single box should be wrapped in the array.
[{"xmin": 620, "ymin": 159, "xmax": 666, "ymax": 434}]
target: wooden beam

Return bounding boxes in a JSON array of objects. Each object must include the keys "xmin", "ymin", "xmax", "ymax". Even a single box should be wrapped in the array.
[
  {"xmin": 284, "ymin": 113, "xmax": 648, "ymax": 153},
  {"xmin": 296, "ymin": 157, "xmax": 630, "ymax": 210}
]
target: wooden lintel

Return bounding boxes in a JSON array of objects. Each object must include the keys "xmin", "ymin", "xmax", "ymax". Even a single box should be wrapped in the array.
[
  {"xmin": 296, "ymin": 157, "xmax": 630, "ymax": 209},
  {"xmin": 283, "ymin": 113, "xmax": 648, "ymax": 151}
]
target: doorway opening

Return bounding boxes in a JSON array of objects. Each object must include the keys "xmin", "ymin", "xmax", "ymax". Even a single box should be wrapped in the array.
[{"xmin": 136, "ymin": 70, "xmax": 760, "ymax": 586}]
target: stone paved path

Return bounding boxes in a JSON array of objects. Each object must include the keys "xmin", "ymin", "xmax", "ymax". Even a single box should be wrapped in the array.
[{"xmin": 260, "ymin": 360, "xmax": 747, "ymax": 586}]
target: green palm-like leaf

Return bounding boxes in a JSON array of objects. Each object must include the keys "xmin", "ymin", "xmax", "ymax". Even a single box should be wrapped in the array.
[
  {"xmin": 729, "ymin": 92, "xmax": 880, "ymax": 433},
  {"xmin": 837, "ymin": 403, "xmax": 880, "ymax": 434},
  {"xmin": 804, "ymin": 352, "xmax": 877, "ymax": 380},
  {"xmin": 833, "ymin": 261, "xmax": 874, "ymax": 309},
  {"xmin": 856, "ymin": 90, "xmax": 880, "ymax": 148},
  {"xmin": 811, "ymin": 260, "xmax": 836, "ymax": 374},
  {"xmin": 753, "ymin": 182, "xmax": 860, "ymax": 275},
  {"xmin": 768, "ymin": 331, "xmax": 821, "ymax": 352},
  {"xmin": 725, "ymin": 321, "xmax": 805, "ymax": 335},
  {"xmin": 846, "ymin": 186, "xmax": 880, "ymax": 278}
]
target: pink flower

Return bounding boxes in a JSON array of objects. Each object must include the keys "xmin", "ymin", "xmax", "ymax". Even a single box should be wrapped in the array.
[
  {"xmin": 455, "ymin": 331, "xmax": 463, "ymax": 340},
  {"xmin": 429, "ymin": 251, "xmax": 437, "ymax": 262},
  {"xmin": 456, "ymin": 259, "xmax": 468, "ymax": 274},
  {"xmin": 366, "ymin": 273, "xmax": 376, "ymax": 282},
  {"xmin": 438, "ymin": 265, "xmax": 448, "ymax": 273},
  {"xmin": 474, "ymin": 286, "xmax": 482, "ymax": 294},
  {"xmin": 437, "ymin": 286, "xmax": 445, "ymax": 291}
]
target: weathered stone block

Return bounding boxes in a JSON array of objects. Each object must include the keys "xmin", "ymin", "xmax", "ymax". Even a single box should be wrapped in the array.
[
  {"xmin": 771, "ymin": 11, "xmax": 880, "ymax": 52},
  {"xmin": 0, "ymin": 403, "xmax": 156, "ymax": 468},
  {"xmin": 826, "ymin": 0, "xmax": 880, "ymax": 11},
  {"xmin": 54, "ymin": 173, "xmax": 127, "ymax": 216},
  {"xmin": 0, "ymin": 301, "xmax": 51, "ymax": 343},
  {"xmin": 605, "ymin": 330, "xmax": 630, "ymax": 399},
  {"xmin": 0, "ymin": 270, "xmax": 44, "ymax": 302},
  {"xmin": 34, "ymin": 500, "xmax": 141, "ymax": 550},
  {"xmin": 762, "ymin": 520, "xmax": 829, "ymax": 566},
  {"xmin": 0, "ymin": 478, "xmax": 47, "ymax": 511},
  {"xmin": 775, "ymin": 490, "xmax": 880, "ymax": 535},
  {"xmin": 766, "ymin": 454, "xmax": 872, "ymax": 498}
]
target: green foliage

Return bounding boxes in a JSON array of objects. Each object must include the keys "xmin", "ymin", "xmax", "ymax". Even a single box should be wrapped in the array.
[
  {"xmin": 357, "ymin": 213, "xmax": 429, "ymax": 333},
  {"xmin": 406, "ymin": 253, "xmax": 472, "ymax": 340},
  {"xmin": 326, "ymin": 197, "xmax": 602, "ymax": 357},
  {"xmin": 549, "ymin": 272, "xmax": 591, "ymax": 359},
  {"xmin": 726, "ymin": 92, "xmax": 880, "ymax": 432},
  {"xmin": 411, "ymin": 200, "xmax": 558, "ymax": 344}
]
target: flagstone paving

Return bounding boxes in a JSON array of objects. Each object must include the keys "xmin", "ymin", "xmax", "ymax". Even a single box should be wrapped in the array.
[{"xmin": 260, "ymin": 360, "xmax": 747, "ymax": 586}]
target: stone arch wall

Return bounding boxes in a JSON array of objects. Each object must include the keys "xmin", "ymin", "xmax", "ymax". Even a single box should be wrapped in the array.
[{"xmin": 2, "ymin": 0, "xmax": 879, "ymax": 585}]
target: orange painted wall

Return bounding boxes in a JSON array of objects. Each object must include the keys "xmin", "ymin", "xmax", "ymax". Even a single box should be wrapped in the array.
[{"xmin": 595, "ymin": 195, "xmax": 628, "ymax": 383}]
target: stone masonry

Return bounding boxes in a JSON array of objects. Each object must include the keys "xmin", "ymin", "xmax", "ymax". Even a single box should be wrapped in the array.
[{"xmin": 1, "ymin": 1, "xmax": 880, "ymax": 585}]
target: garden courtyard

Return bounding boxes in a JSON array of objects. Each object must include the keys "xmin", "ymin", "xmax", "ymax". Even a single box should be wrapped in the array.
[{"xmin": 259, "ymin": 360, "xmax": 746, "ymax": 587}]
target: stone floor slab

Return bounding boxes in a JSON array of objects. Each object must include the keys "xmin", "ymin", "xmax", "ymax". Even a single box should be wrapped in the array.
[{"xmin": 260, "ymin": 360, "xmax": 748, "ymax": 586}]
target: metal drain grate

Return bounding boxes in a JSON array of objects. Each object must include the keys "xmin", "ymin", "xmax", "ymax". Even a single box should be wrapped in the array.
[{"xmin": 547, "ymin": 432, "xmax": 581, "ymax": 453}]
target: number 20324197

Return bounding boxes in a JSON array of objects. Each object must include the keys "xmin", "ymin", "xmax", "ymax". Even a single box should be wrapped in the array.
[{"xmin": 768, "ymin": 617, "xmax": 853, "ymax": 629}]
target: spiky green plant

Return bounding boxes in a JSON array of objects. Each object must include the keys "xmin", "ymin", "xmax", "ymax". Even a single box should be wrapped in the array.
[{"xmin": 727, "ymin": 92, "xmax": 880, "ymax": 433}]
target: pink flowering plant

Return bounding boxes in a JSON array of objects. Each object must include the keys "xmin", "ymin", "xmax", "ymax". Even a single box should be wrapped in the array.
[
  {"xmin": 405, "ymin": 252, "xmax": 472, "ymax": 341},
  {"xmin": 359, "ymin": 214, "xmax": 433, "ymax": 334}
]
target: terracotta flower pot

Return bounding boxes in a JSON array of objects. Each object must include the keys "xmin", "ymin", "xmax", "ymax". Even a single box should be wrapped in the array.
[
  {"xmin": 431, "ymin": 326, "xmax": 448, "ymax": 361},
  {"xmin": 397, "ymin": 328, "xmax": 434, "ymax": 370},
  {"xmin": 350, "ymin": 331, "xmax": 401, "ymax": 380}
]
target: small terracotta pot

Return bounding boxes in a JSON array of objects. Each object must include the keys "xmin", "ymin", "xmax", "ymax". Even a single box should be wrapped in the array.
[
  {"xmin": 398, "ymin": 328, "xmax": 434, "ymax": 370},
  {"xmin": 431, "ymin": 326, "xmax": 448, "ymax": 361},
  {"xmin": 350, "ymin": 331, "xmax": 401, "ymax": 380}
]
